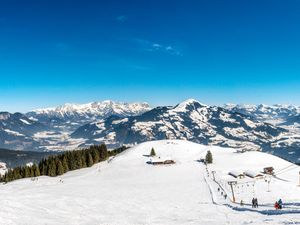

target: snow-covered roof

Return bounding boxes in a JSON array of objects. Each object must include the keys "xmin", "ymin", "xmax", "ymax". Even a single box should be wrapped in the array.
[
  {"xmin": 228, "ymin": 170, "xmax": 245, "ymax": 178},
  {"xmin": 244, "ymin": 170, "xmax": 263, "ymax": 178}
]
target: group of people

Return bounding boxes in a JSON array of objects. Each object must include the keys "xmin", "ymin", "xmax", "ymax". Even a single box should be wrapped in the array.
[
  {"xmin": 274, "ymin": 199, "xmax": 283, "ymax": 210},
  {"xmin": 251, "ymin": 197, "xmax": 258, "ymax": 208}
]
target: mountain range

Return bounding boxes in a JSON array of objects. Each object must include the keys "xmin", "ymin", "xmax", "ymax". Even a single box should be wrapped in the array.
[
  {"xmin": 224, "ymin": 103, "xmax": 300, "ymax": 125},
  {"xmin": 26, "ymin": 100, "xmax": 151, "ymax": 130},
  {"xmin": 0, "ymin": 99, "xmax": 300, "ymax": 163}
]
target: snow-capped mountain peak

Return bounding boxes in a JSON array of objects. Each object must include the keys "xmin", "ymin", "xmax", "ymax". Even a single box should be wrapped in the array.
[
  {"xmin": 27, "ymin": 100, "xmax": 152, "ymax": 130},
  {"xmin": 173, "ymin": 99, "xmax": 208, "ymax": 112}
]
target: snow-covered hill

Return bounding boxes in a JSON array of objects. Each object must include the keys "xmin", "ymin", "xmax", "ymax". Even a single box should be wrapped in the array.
[
  {"xmin": 1, "ymin": 140, "xmax": 299, "ymax": 225},
  {"xmin": 27, "ymin": 100, "xmax": 151, "ymax": 130},
  {"xmin": 71, "ymin": 99, "xmax": 286, "ymax": 152}
]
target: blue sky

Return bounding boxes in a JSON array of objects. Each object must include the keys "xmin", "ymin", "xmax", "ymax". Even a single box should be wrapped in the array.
[{"xmin": 1, "ymin": 0, "xmax": 300, "ymax": 112}]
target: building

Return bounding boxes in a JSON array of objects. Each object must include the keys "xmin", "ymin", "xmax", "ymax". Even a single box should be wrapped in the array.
[
  {"xmin": 263, "ymin": 167, "xmax": 274, "ymax": 175},
  {"xmin": 244, "ymin": 170, "xmax": 264, "ymax": 179},
  {"xmin": 147, "ymin": 159, "xmax": 175, "ymax": 165},
  {"xmin": 228, "ymin": 171, "xmax": 245, "ymax": 179}
]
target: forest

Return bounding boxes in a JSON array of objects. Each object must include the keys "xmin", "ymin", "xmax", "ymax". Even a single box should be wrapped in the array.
[{"xmin": 0, "ymin": 145, "xmax": 127, "ymax": 183}]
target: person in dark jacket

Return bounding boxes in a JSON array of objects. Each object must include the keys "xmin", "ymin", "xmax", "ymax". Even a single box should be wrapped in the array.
[{"xmin": 278, "ymin": 199, "xmax": 283, "ymax": 209}]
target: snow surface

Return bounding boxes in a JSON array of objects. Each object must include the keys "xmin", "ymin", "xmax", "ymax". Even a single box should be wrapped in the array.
[{"xmin": 1, "ymin": 140, "xmax": 300, "ymax": 225}]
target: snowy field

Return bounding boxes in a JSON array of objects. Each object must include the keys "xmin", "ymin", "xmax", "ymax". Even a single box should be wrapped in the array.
[{"xmin": 1, "ymin": 140, "xmax": 300, "ymax": 225}]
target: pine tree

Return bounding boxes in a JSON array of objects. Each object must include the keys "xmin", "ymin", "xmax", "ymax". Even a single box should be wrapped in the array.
[
  {"xmin": 99, "ymin": 144, "xmax": 108, "ymax": 160},
  {"xmin": 39, "ymin": 159, "xmax": 47, "ymax": 176},
  {"xmin": 69, "ymin": 153, "xmax": 77, "ymax": 170},
  {"xmin": 87, "ymin": 153, "xmax": 93, "ymax": 167},
  {"xmin": 62, "ymin": 156, "xmax": 69, "ymax": 173},
  {"xmin": 56, "ymin": 161, "xmax": 64, "ymax": 176},
  {"xmin": 150, "ymin": 148, "xmax": 156, "ymax": 156},
  {"xmin": 29, "ymin": 167, "xmax": 34, "ymax": 177},
  {"xmin": 81, "ymin": 154, "xmax": 87, "ymax": 168},
  {"xmin": 92, "ymin": 148, "xmax": 100, "ymax": 163},
  {"xmin": 205, "ymin": 150, "xmax": 213, "ymax": 164},
  {"xmin": 75, "ymin": 152, "xmax": 83, "ymax": 169},
  {"xmin": 48, "ymin": 160, "xmax": 57, "ymax": 177},
  {"xmin": 24, "ymin": 166, "xmax": 31, "ymax": 177},
  {"xmin": 34, "ymin": 165, "xmax": 40, "ymax": 177}
]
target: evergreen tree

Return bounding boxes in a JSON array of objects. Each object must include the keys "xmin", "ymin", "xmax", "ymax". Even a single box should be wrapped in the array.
[
  {"xmin": 62, "ymin": 156, "xmax": 69, "ymax": 173},
  {"xmin": 56, "ymin": 161, "xmax": 64, "ymax": 176},
  {"xmin": 69, "ymin": 153, "xmax": 77, "ymax": 170},
  {"xmin": 48, "ymin": 160, "xmax": 57, "ymax": 177},
  {"xmin": 29, "ymin": 166, "xmax": 35, "ymax": 177},
  {"xmin": 24, "ymin": 166, "xmax": 31, "ymax": 177},
  {"xmin": 205, "ymin": 150, "xmax": 213, "ymax": 164},
  {"xmin": 92, "ymin": 148, "xmax": 100, "ymax": 163},
  {"xmin": 75, "ymin": 152, "xmax": 83, "ymax": 169},
  {"xmin": 150, "ymin": 148, "xmax": 156, "ymax": 156},
  {"xmin": 39, "ymin": 159, "xmax": 47, "ymax": 176},
  {"xmin": 87, "ymin": 153, "xmax": 93, "ymax": 167},
  {"xmin": 81, "ymin": 153, "xmax": 87, "ymax": 168},
  {"xmin": 34, "ymin": 165, "xmax": 40, "ymax": 177}
]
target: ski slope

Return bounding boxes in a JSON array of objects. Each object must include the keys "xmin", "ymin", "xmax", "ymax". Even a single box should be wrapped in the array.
[{"xmin": 0, "ymin": 140, "xmax": 300, "ymax": 225}]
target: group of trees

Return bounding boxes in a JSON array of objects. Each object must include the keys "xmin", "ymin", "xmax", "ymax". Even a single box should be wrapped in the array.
[{"xmin": 0, "ymin": 145, "xmax": 127, "ymax": 183}]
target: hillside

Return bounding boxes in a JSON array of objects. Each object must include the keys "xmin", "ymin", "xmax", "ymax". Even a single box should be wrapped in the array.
[{"xmin": 1, "ymin": 140, "xmax": 300, "ymax": 225}]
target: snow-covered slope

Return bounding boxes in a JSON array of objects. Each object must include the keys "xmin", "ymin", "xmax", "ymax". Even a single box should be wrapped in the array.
[
  {"xmin": 1, "ymin": 140, "xmax": 300, "ymax": 225},
  {"xmin": 71, "ymin": 99, "xmax": 286, "ymax": 152},
  {"xmin": 27, "ymin": 100, "xmax": 151, "ymax": 130}
]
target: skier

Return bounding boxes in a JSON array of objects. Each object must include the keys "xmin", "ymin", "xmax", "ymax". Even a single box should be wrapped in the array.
[
  {"xmin": 252, "ymin": 198, "xmax": 255, "ymax": 208},
  {"xmin": 278, "ymin": 199, "xmax": 283, "ymax": 209},
  {"xmin": 255, "ymin": 198, "xmax": 258, "ymax": 208},
  {"xmin": 274, "ymin": 201, "xmax": 279, "ymax": 210}
]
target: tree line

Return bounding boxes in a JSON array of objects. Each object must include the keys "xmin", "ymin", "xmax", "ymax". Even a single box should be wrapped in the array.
[{"xmin": 0, "ymin": 144, "xmax": 127, "ymax": 183}]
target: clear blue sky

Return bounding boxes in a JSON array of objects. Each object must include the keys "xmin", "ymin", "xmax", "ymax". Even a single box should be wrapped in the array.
[{"xmin": 1, "ymin": 0, "xmax": 300, "ymax": 112}]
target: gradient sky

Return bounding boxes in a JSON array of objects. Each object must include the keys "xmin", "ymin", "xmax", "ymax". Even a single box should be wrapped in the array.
[{"xmin": 1, "ymin": 0, "xmax": 300, "ymax": 112}]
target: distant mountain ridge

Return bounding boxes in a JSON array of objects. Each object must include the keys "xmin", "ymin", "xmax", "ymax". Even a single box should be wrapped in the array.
[
  {"xmin": 26, "ymin": 100, "xmax": 151, "ymax": 130},
  {"xmin": 224, "ymin": 103, "xmax": 300, "ymax": 124},
  {"xmin": 0, "ymin": 99, "xmax": 300, "ymax": 163},
  {"xmin": 71, "ymin": 99, "xmax": 287, "ymax": 152},
  {"xmin": 0, "ymin": 112, "xmax": 46, "ymax": 150}
]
